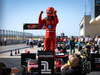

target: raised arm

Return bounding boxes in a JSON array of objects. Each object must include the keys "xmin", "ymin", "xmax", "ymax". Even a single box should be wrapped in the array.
[
  {"xmin": 38, "ymin": 11, "xmax": 45, "ymax": 24},
  {"xmin": 54, "ymin": 10, "xmax": 59, "ymax": 24}
]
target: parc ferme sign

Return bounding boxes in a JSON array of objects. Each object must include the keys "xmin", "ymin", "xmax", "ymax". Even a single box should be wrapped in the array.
[
  {"xmin": 38, "ymin": 51, "xmax": 54, "ymax": 75},
  {"xmin": 91, "ymin": 54, "xmax": 100, "ymax": 71}
]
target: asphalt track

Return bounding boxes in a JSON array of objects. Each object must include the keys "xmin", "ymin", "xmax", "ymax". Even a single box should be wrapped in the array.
[{"xmin": 0, "ymin": 44, "xmax": 100, "ymax": 75}]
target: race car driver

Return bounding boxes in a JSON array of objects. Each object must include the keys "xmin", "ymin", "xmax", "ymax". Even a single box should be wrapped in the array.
[{"xmin": 38, "ymin": 7, "xmax": 59, "ymax": 59}]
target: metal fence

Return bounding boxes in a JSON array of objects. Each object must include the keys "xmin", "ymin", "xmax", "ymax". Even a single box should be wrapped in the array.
[{"xmin": 0, "ymin": 29, "xmax": 33, "ymax": 45}]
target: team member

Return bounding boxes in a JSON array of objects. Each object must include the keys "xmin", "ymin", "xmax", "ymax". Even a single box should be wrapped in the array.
[
  {"xmin": 38, "ymin": 7, "xmax": 59, "ymax": 59},
  {"xmin": 4, "ymin": 37, "xmax": 7, "ymax": 46},
  {"xmin": 29, "ymin": 37, "xmax": 33, "ymax": 48},
  {"xmin": 61, "ymin": 54, "xmax": 86, "ymax": 75},
  {"xmin": 69, "ymin": 36, "xmax": 75, "ymax": 55}
]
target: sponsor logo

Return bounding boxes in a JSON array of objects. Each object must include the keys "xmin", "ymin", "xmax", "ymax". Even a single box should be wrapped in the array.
[{"xmin": 48, "ymin": 25, "xmax": 52, "ymax": 29}]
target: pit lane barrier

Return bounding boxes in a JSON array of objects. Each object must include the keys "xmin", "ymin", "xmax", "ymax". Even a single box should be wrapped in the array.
[{"xmin": 0, "ymin": 46, "xmax": 29, "ymax": 56}]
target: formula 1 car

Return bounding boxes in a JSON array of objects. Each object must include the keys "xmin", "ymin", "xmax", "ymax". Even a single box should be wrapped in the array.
[
  {"xmin": 21, "ymin": 51, "xmax": 69, "ymax": 75},
  {"xmin": 56, "ymin": 41, "xmax": 68, "ymax": 53}
]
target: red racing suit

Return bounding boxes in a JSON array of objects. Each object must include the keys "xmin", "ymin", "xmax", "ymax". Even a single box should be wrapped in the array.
[{"xmin": 38, "ymin": 12, "xmax": 59, "ymax": 53}]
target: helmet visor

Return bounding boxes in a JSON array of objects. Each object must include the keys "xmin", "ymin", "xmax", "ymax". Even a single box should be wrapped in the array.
[{"xmin": 46, "ymin": 11, "xmax": 54, "ymax": 14}]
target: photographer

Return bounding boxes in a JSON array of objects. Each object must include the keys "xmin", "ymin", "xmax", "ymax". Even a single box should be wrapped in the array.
[
  {"xmin": 97, "ymin": 36, "xmax": 100, "ymax": 53},
  {"xmin": 61, "ymin": 54, "xmax": 86, "ymax": 75},
  {"xmin": 0, "ymin": 62, "xmax": 19, "ymax": 75}
]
